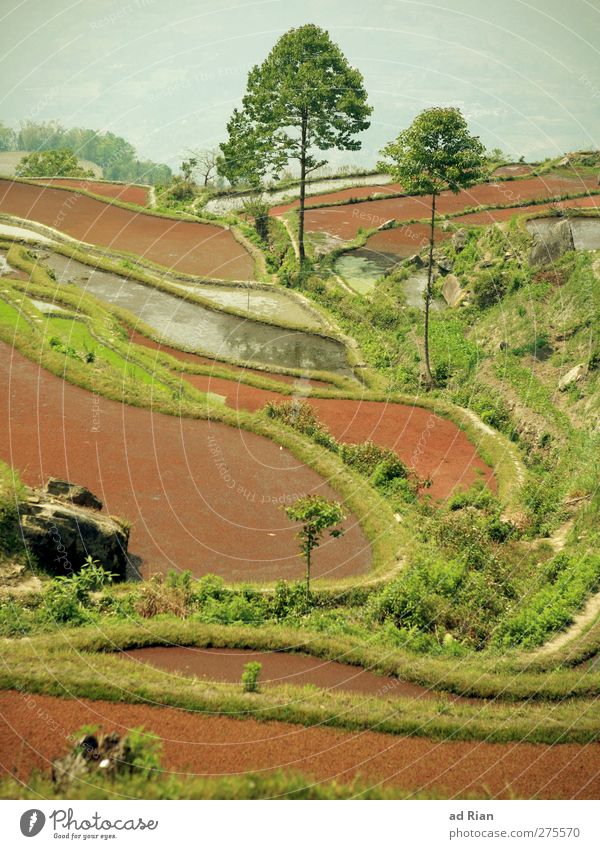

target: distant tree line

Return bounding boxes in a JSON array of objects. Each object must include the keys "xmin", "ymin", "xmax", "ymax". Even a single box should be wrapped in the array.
[{"xmin": 0, "ymin": 119, "xmax": 171, "ymax": 185}]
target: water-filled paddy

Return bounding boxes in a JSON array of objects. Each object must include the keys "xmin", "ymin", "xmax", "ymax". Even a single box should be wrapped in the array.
[
  {"xmin": 335, "ymin": 249, "xmax": 445, "ymax": 310},
  {"xmin": 334, "ymin": 248, "xmax": 397, "ymax": 293},
  {"xmin": 36, "ymin": 251, "xmax": 352, "ymax": 375},
  {"xmin": 173, "ymin": 281, "xmax": 322, "ymax": 328}
]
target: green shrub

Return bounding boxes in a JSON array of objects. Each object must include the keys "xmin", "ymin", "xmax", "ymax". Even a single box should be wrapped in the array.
[
  {"xmin": 0, "ymin": 601, "xmax": 34, "ymax": 636},
  {"xmin": 241, "ymin": 661, "xmax": 262, "ymax": 693},
  {"xmin": 41, "ymin": 558, "xmax": 115, "ymax": 624},
  {"xmin": 472, "ymin": 271, "xmax": 507, "ymax": 308},
  {"xmin": 340, "ymin": 441, "xmax": 405, "ymax": 478},
  {"xmin": 193, "ymin": 573, "xmax": 228, "ymax": 604},
  {"xmin": 263, "ymin": 400, "xmax": 337, "ymax": 450},
  {"xmin": 125, "ymin": 727, "xmax": 163, "ymax": 771},
  {"xmin": 270, "ymin": 580, "xmax": 311, "ymax": 619},
  {"xmin": 133, "ymin": 571, "xmax": 195, "ymax": 619}
]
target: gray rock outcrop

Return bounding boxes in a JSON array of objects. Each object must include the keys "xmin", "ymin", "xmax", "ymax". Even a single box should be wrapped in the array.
[
  {"xmin": 45, "ymin": 477, "xmax": 103, "ymax": 510},
  {"xmin": 19, "ymin": 480, "xmax": 129, "ymax": 578},
  {"xmin": 558, "ymin": 363, "xmax": 587, "ymax": 392},
  {"xmin": 441, "ymin": 274, "xmax": 466, "ymax": 307},
  {"xmin": 529, "ymin": 218, "xmax": 575, "ymax": 265}
]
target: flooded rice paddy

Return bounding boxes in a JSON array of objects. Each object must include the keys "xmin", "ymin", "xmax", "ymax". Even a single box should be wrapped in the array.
[{"xmin": 36, "ymin": 251, "xmax": 352, "ymax": 375}]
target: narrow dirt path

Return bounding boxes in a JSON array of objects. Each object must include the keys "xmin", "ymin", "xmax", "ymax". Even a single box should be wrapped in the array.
[{"xmin": 1, "ymin": 691, "xmax": 598, "ymax": 798}]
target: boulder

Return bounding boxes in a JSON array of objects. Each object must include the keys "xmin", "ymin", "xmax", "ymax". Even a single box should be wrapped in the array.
[
  {"xmin": 452, "ymin": 229, "xmax": 468, "ymax": 252},
  {"xmin": 45, "ymin": 477, "xmax": 102, "ymax": 510},
  {"xmin": 529, "ymin": 218, "xmax": 574, "ymax": 265},
  {"xmin": 441, "ymin": 274, "xmax": 465, "ymax": 307},
  {"xmin": 19, "ymin": 486, "xmax": 129, "ymax": 578},
  {"xmin": 558, "ymin": 363, "xmax": 587, "ymax": 392}
]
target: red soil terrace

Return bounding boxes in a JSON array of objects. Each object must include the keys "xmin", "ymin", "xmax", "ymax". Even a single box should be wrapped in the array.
[
  {"xmin": 270, "ymin": 182, "xmax": 403, "ymax": 215},
  {"xmin": 175, "ymin": 370, "xmax": 495, "ymax": 500},
  {"xmin": 455, "ymin": 194, "xmax": 600, "ymax": 226},
  {"xmin": 32, "ymin": 178, "xmax": 150, "ymax": 206},
  {"xmin": 355, "ymin": 196, "xmax": 600, "ymax": 260},
  {"xmin": 2, "ymin": 691, "xmax": 598, "ymax": 798},
  {"xmin": 126, "ymin": 329, "xmax": 495, "ymax": 500},
  {"xmin": 363, "ymin": 222, "xmax": 452, "ymax": 259},
  {"xmin": 0, "ymin": 342, "xmax": 370, "ymax": 581},
  {"xmin": 0, "ymin": 179, "xmax": 254, "ymax": 281},
  {"xmin": 122, "ymin": 646, "xmax": 457, "ymax": 702},
  {"xmin": 302, "ymin": 176, "xmax": 597, "ymax": 241}
]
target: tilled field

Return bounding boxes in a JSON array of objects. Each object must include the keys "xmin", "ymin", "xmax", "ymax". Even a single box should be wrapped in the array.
[{"xmin": 1, "ymin": 691, "xmax": 598, "ymax": 798}]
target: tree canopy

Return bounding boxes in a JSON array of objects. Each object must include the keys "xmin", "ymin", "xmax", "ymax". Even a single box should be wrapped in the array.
[
  {"xmin": 219, "ymin": 24, "xmax": 371, "ymax": 186},
  {"xmin": 218, "ymin": 23, "xmax": 371, "ymax": 259},
  {"xmin": 3, "ymin": 120, "xmax": 172, "ymax": 185},
  {"xmin": 285, "ymin": 495, "xmax": 345, "ymax": 595},
  {"xmin": 378, "ymin": 107, "xmax": 485, "ymax": 197},
  {"xmin": 15, "ymin": 148, "xmax": 95, "ymax": 178},
  {"xmin": 379, "ymin": 108, "xmax": 485, "ymax": 386}
]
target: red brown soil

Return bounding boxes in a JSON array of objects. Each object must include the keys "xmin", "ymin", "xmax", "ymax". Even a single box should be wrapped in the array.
[
  {"xmin": 455, "ymin": 195, "xmax": 600, "ymax": 225},
  {"xmin": 270, "ymin": 183, "xmax": 403, "ymax": 216},
  {"xmin": 33, "ymin": 179, "xmax": 150, "ymax": 207},
  {"xmin": 123, "ymin": 646, "xmax": 450, "ymax": 701},
  {"xmin": 0, "ymin": 179, "xmax": 254, "ymax": 281},
  {"xmin": 126, "ymin": 329, "xmax": 495, "ymax": 498},
  {"xmin": 302, "ymin": 176, "xmax": 597, "ymax": 241},
  {"xmin": 180, "ymin": 372, "xmax": 495, "ymax": 500},
  {"xmin": 362, "ymin": 196, "xmax": 600, "ymax": 256},
  {"xmin": 1, "ymin": 691, "xmax": 598, "ymax": 798},
  {"xmin": 0, "ymin": 342, "xmax": 370, "ymax": 581},
  {"xmin": 364, "ymin": 222, "xmax": 452, "ymax": 259}
]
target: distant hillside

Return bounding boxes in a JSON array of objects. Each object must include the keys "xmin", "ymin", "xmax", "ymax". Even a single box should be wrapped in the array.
[{"xmin": 0, "ymin": 120, "xmax": 171, "ymax": 185}]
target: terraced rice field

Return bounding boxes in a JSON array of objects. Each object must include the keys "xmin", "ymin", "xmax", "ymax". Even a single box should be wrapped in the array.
[
  {"xmin": 2, "ymin": 691, "xmax": 598, "ymax": 798},
  {"xmin": 36, "ymin": 250, "xmax": 350, "ymax": 374},
  {"xmin": 0, "ymin": 341, "xmax": 371, "ymax": 581},
  {"xmin": 301, "ymin": 175, "xmax": 597, "ymax": 241},
  {"xmin": 0, "ymin": 179, "xmax": 254, "ymax": 280},
  {"xmin": 32, "ymin": 178, "xmax": 150, "ymax": 206}
]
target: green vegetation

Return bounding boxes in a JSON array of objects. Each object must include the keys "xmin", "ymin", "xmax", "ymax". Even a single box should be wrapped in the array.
[
  {"xmin": 219, "ymin": 24, "xmax": 372, "ymax": 261},
  {"xmin": 379, "ymin": 107, "xmax": 486, "ymax": 385},
  {"xmin": 8, "ymin": 119, "xmax": 172, "ymax": 184},
  {"xmin": 15, "ymin": 147, "xmax": 95, "ymax": 178},
  {"xmin": 0, "ymin": 769, "xmax": 476, "ymax": 800},
  {"xmin": 285, "ymin": 495, "xmax": 345, "ymax": 596},
  {"xmin": 241, "ymin": 661, "xmax": 262, "ymax": 692}
]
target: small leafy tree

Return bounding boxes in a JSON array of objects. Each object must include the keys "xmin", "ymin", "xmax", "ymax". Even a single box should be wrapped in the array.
[
  {"xmin": 242, "ymin": 195, "xmax": 270, "ymax": 241},
  {"xmin": 284, "ymin": 495, "xmax": 345, "ymax": 597},
  {"xmin": 16, "ymin": 147, "xmax": 95, "ymax": 178},
  {"xmin": 180, "ymin": 155, "xmax": 198, "ymax": 182},
  {"xmin": 379, "ymin": 108, "xmax": 485, "ymax": 385},
  {"xmin": 219, "ymin": 24, "xmax": 372, "ymax": 262}
]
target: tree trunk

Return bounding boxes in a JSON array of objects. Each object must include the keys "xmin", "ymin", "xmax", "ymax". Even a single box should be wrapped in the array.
[
  {"xmin": 423, "ymin": 191, "xmax": 436, "ymax": 387},
  {"xmin": 298, "ymin": 112, "xmax": 308, "ymax": 263}
]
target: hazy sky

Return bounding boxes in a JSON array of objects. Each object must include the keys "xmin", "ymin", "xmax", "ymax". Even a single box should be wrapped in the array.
[{"xmin": 1, "ymin": 0, "xmax": 598, "ymax": 169}]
